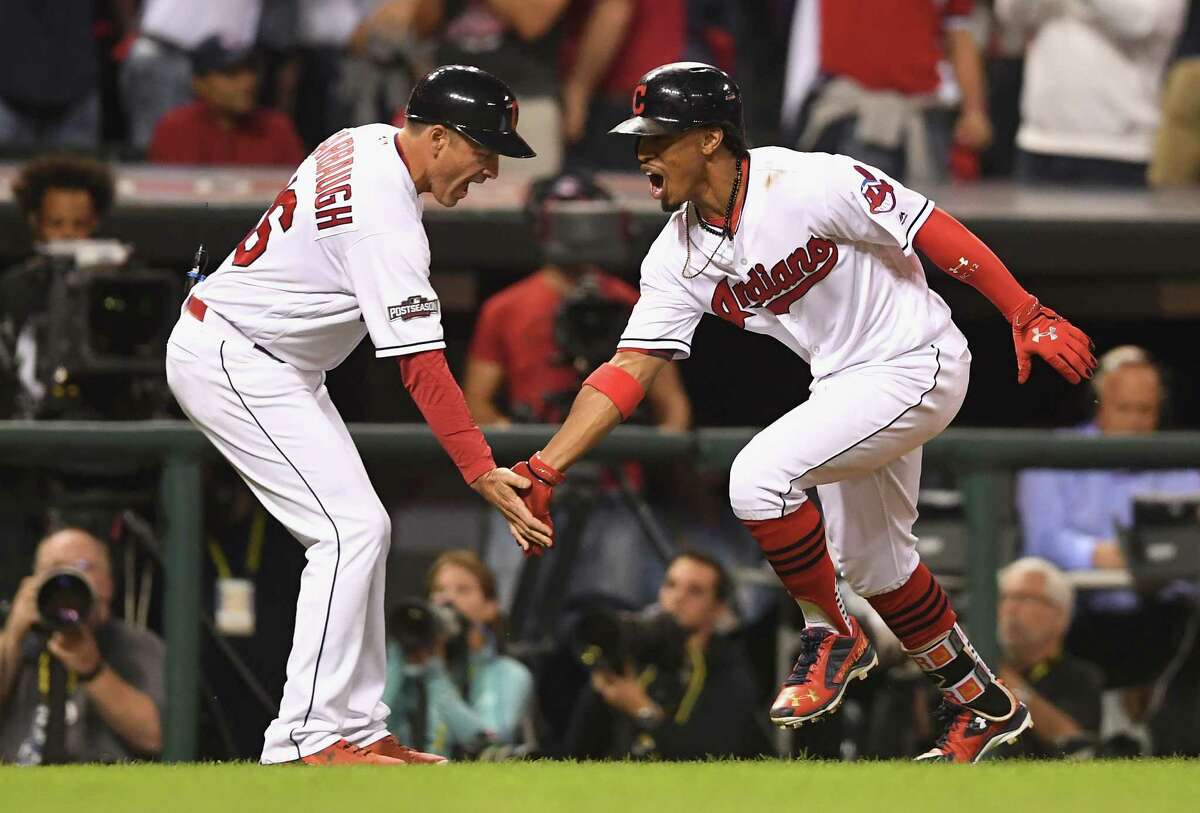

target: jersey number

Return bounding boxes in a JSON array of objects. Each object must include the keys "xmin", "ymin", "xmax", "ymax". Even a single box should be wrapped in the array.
[{"xmin": 233, "ymin": 187, "xmax": 298, "ymax": 267}]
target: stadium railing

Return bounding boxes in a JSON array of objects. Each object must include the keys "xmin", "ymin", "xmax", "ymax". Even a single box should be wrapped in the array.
[{"xmin": 3, "ymin": 421, "xmax": 1200, "ymax": 760}]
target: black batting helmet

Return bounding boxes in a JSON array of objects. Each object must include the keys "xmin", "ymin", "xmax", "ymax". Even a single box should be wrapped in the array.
[
  {"xmin": 609, "ymin": 62, "xmax": 745, "ymax": 151},
  {"xmin": 405, "ymin": 65, "xmax": 535, "ymax": 159}
]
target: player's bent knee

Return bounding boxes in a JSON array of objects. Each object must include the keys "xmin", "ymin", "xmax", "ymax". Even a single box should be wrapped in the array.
[
  {"xmin": 368, "ymin": 508, "xmax": 392, "ymax": 549},
  {"xmin": 346, "ymin": 505, "xmax": 391, "ymax": 554},
  {"xmin": 729, "ymin": 446, "xmax": 779, "ymax": 518}
]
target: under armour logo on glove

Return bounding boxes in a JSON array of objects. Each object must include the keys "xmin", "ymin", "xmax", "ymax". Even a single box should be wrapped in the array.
[{"xmin": 1010, "ymin": 296, "xmax": 1096, "ymax": 385}]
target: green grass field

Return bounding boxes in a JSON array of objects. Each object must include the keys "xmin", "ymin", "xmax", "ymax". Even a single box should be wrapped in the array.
[{"xmin": 3, "ymin": 760, "xmax": 1198, "ymax": 813}]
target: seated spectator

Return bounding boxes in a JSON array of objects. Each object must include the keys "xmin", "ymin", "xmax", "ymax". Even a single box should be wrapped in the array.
[
  {"xmin": 382, "ymin": 551, "xmax": 534, "ymax": 760},
  {"xmin": 0, "ymin": 529, "xmax": 165, "ymax": 764},
  {"xmin": 464, "ymin": 172, "xmax": 691, "ymax": 614},
  {"xmin": 1150, "ymin": 0, "xmax": 1200, "ymax": 186},
  {"xmin": 121, "ymin": 0, "xmax": 264, "ymax": 152},
  {"xmin": 148, "ymin": 37, "xmax": 304, "ymax": 166},
  {"xmin": 563, "ymin": 552, "xmax": 774, "ymax": 759},
  {"xmin": 1, "ymin": 154, "xmax": 116, "ymax": 417},
  {"xmin": 996, "ymin": 0, "xmax": 1186, "ymax": 186},
  {"xmin": 0, "ymin": 1, "xmax": 98, "ymax": 152},
  {"xmin": 996, "ymin": 557, "xmax": 1104, "ymax": 759},
  {"xmin": 784, "ymin": 0, "xmax": 992, "ymax": 184},
  {"xmin": 1017, "ymin": 346, "xmax": 1200, "ymax": 687}
]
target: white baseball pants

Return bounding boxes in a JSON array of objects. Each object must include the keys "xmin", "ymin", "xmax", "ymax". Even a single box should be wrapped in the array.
[
  {"xmin": 166, "ymin": 310, "xmax": 391, "ymax": 763},
  {"xmin": 729, "ymin": 328, "xmax": 971, "ymax": 597}
]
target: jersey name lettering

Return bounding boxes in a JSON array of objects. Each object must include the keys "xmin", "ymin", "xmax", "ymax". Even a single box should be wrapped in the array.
[
  {"xmin": 711, "ymin": 236, "xmax": 839, "ymax": 328},
  {"xmin": 313, "ymin": 132, "xmax": 355, "ymax": 231}
]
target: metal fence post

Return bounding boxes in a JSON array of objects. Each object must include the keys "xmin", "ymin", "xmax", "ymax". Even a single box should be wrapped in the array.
[
  {"xmin": 161, "ymin": 452, "xmax": 202, "ymax": 761},
  {"xmin": 962, "ymin": 468, "xmax": 1001, "ymax": 667}
]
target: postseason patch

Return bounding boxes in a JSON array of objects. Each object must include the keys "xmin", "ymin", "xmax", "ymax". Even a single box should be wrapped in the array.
[{"xmin": 388, "ymin": 296, "xmax": 440, "ymax": 321}]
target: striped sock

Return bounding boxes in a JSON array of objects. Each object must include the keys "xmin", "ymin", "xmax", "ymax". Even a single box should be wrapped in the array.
[
  {"xmin": 865, "ymin": 562, "xmax": 956, "ymax": 649},
  {"xmin": 742, "ymin": 500, "xmax": 851, "ymax": 634},
  {"xmin": 910, "ymin": 624, "xmax": 1013, "ymax": 719},
  {"xmin": 868, "ymin": 565, "xmax": 1011, "ymax": 718}
]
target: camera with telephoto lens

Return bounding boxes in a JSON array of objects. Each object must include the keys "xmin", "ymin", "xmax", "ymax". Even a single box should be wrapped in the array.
[
  {"xmin": 554, "ymin": 274, "xmax": 634, "ymax": 375},
  {"xmin": 571, "ymin": 604, "xmax": 688, "ymax": 676},
  {"xmin": 36, "ymin": 567, "xmax": 95, "ymax": 631},
  {"xmin": 388, "ymin": 598, "xmax": 470, "ymax": 663}
]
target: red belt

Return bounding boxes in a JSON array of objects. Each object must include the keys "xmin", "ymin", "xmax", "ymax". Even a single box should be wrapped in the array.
[{"xmin": 185, "ymin": 295, "xmax": 281, "ymax": 362}]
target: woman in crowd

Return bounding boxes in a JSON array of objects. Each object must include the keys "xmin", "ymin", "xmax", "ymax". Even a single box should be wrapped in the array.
[{"xmin": 383, "ymin": 550, "xmax": 534, "ymax": 760}]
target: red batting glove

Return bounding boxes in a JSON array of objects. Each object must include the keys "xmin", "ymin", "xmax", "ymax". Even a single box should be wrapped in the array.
[
  {"xmin": 1010, "ymin": 296, "xmax": 1097, "ymax": 385},
  {"xmin": 512, "ymin": 452, "xmax": 565, "ymax": 558}
]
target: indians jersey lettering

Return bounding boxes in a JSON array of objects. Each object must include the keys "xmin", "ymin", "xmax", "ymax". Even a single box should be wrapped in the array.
[
  {"xmin": 191, "ymin": 123, "xmax": 445, "ymax": 371},
  {"xmin": 618, "ymin": 147, "xmax": 951, "ymax": 380}
]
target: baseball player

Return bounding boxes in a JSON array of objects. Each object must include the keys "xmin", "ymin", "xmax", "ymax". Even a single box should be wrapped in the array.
[
  {"xmin": 166, "ymin": 65, "xmax": 551, "ymax": 766},
  {"xmin": 510, "ymin": 63, "xmax": 1097, "ymax": 763}
]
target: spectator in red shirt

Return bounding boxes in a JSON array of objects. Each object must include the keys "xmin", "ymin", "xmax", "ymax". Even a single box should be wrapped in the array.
[
  {"xmin": 784, "ymin": 0, "xmax": 992, "ymax": 183},
  {"xmin": 148, "ymin": 38, "xmax": 305, "ymax": 166}
]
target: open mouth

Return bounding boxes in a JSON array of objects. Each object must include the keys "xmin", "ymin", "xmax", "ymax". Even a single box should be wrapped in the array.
[
  {"xmin": 457, "ymin": 174, "xmax": 488, "ymax": 200},
  {"xmin": 645, "ymin": 171, "xmax": 665, "ymax": 200}
]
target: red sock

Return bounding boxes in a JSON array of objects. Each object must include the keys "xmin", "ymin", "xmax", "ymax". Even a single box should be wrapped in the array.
[
  {"xmin": 866, "ymin": 563, "xmax": 957, "ymax": 650},
  {"xmin": 742, "ymin": 501, "xmax": 850, "ymax": 634}
]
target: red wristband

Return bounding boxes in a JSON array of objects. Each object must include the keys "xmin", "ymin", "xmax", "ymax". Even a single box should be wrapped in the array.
[
  {"xmin": 529, "ymin": 452, "xmax": 565, "ymax": 485},
  {"xmin": 583, "ymin": 363, "xmax": 645, "ymax": 421}
]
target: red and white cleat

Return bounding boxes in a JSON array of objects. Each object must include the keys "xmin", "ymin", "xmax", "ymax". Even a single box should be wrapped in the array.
[
  {"xmin": 298, "ymin": 739, "xmax": 405, "ymax": 765},
  {"xmin": 769, "ymin": 617, "xmax": 878, "ymax": 728},
  {"xmin": 916, "ymin": 694, "xmax": 1033, "ymax": 763},
  {"xmin": 361, "ymin": 735, "xmax": 449, "ymax": 765}
]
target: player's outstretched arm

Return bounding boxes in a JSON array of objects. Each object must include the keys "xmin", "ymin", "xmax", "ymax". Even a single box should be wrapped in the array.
[
  {"xmin": 511, "ymin": 350, "xmax": 669, "ymax": 553},
  {"xmin": 396, "ymin": 351, "xmax": 551, "ymax": 552},
  {"xmin": 914, "ymin": 207, "xmax": 1097, "ymax": 384},
  {"xmin": 542, "ymin": 349, "xmax": 669, "ymax": 471}
]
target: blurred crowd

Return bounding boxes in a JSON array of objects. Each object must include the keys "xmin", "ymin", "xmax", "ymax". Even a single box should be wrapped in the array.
[
  {"xmin": 3, "ymin": 0, "xmax": 1200, "ymax": 767},
  {"xmin": 1, "ymin": 0, "xmax": 1198, "ymax": 185}
]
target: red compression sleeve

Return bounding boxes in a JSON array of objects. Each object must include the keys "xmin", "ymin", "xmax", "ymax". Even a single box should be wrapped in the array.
[
  {"xmin": 914, "ymin": 207, "xmax": 1034, "ymax": 321},
  {"xmin": 583, "ymin": 361, "xmax": 645, "ymax": 421},
  {"xmin": 397, "ymin": 351, "xmax": 496, "ymax": 484}
]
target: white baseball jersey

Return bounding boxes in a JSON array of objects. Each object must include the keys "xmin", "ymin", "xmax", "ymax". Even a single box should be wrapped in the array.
[
  {"xmin": 618, "ymin": 146, "xmax": 952, "ymax": 381},
  {"xmin": 193, "ymin": 123, "xmax": 444, "ymax": 372}
]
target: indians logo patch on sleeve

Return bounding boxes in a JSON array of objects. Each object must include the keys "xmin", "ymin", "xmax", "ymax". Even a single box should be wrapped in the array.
[
  {"xmin": 388, "ymin": 296, "xmax": 440, "ymax": 321},
  {"xmin": 853, "ymin": 165, "xmax": 896, "ymax": 214}
]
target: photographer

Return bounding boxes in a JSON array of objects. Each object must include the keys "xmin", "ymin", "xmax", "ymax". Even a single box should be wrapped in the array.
[
  {"xmin": 464, "ymin": 172, "xmax": 691, "ymax": 610},
  {"xmin": 0, "ymin": 529, "xmax": 165, "ymax": 764},
  {"xmin": 383, "ymin": 551, "xmax": 533, "ymax": 760},
  {"xmin": 465, "ymin": 171, "xmax": 690, "ymax": 429},
  {"xmin": 0, "ymin": 153, "xmax": 113, "ymax": 417},
  {"xmin": 564, "ymin": 552, "xmax": 774, "ymax": 760}
]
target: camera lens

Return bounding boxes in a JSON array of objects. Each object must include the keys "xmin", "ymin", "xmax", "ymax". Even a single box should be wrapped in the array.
[{"xmin": 37, "ymin": 568, "xmax": 95, "ymax": 630}]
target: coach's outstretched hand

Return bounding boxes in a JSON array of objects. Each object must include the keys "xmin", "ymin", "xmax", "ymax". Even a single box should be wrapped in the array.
[
  {"xmin": 1010, "ymin": 296, "xmax": 1097, "ymax": 385},
  {"xmin": 511, "ymin": 452, "xmax": 565, "ymax": 557},
  {"xmin": 471, "ymin": 467, "xmax": 554, "ymax": 554}
]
